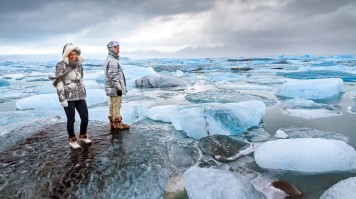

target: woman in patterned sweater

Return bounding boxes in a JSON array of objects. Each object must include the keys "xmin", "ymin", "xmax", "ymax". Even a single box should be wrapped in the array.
[{"xmin": 49, "ymin": 43, "xmax": 92, "ymax": 149}]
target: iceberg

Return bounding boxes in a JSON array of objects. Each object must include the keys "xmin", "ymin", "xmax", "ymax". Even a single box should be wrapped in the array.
[
  {"xmin": 135, "ymin": 75, "xmax": 188, "ymax": 88},
  {"xmin": 320, "ymin": 177, "xmax": 356, "ymax": 199},
  {"xmin": 185, "ymin": 89, "xmax": 277, "ymax": 107},
  {"xmin": 277, "ymin": 70, "xmax": 356, "ymax": 82},
  {"xmin": 254, "ymin": 138, "xmax": 356, "ymax": 172},
  {"xmin": 281, "ymin": 108, "xmax": 342, "ymax": 119},
  {"xmin": 148, "ymin": 100, "xmax": 266, "ymax": 140},
  {"xmin": 16, "ymin": 89, "xmax": 107, "ymax": 110},
  {"xmin": 146, "ymin": 105, "xmax": 179, "ymax": 123},
  {"xmin": 0, "ymin": 79, "xmax": 10, "ymax": 87},
  {"xmin": 276, "ymin": 78, "xmax": 344, "ymax": 100},
  {"xmin": 272, "ymin": 127, "xmax": 349, "ymax": 143},
  {"xmin": 183, "ymin": 166, "xmax": 264, "ymax": 199},
  {"xmin": 281, "ymin": 97, "xmax": 342, "ymax": 118}
]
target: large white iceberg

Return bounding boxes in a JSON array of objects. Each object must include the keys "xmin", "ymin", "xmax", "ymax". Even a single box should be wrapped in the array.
[
  {"xmin": 254, "ymin": 138, "xmax": 356, "ymax": 172},
  {"xmin": 183, "ymin": 166, "xmax": 264, "ymax": 199},
  {"xmin": 320, "ymin": 177, "xmax": 356, "ymax": 199},
  {"xmin": 276, "ymin": 78, "xmax": 344, "ymax": 99},
  {"xmin": 147, "ymin": 100, "xmax": 266, "ymax": 140}
]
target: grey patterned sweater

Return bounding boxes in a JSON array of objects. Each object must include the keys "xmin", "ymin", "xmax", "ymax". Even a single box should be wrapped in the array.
[{"xmin": 55, "ymin": 61, "xmax": 86, "ymax": 102}]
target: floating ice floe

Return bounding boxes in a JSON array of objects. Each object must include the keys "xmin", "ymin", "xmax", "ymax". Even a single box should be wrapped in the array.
[
  {"xmin": 254, "ymin": 138, "xmax": 356, "ymax": 172},
  {"xmin": 275, "ymin": 129, "xmax": 288, "ymax": 138},
  {"xmin": 183, "ymin": 166, "xmax": 264, "ymax": 199},
  {"xmin": 320, "ymin": 177, "xmax": 356, "ymax": 199},
  {"xmin": 277, "ymin": 70, "xmax": 356, "ymax": 82},
  {"xmin": 185, "ymin": 89, "xmax": 277, "ymax": 107},
  {"xmin": 135, "ymin": 75, "xmax": 188, "ymax": 88},
  {"xmin": 147, "ymin": 105, "xmax": 179, "ymax": 123},
  {"xmin": 276, "ymin": 78, "xmax": 344, "ymax": 100},
  {"xmin": 205, "ymin": 72, "xmax": 245, "ymax": 82},
  {"xmin": 274, "ymin": 127, "xmax": 349, "ymax": 142},
  {"xmin": 281, "ymin": 108, "xmax": 342, "ymax": 119},
  {"xmin": 281, "ymin": 97, "xmax": 342, "ymax": 118},
  {"xmin": 16, "ymin": 89, "xmax": 107, "ymax": 110},
  {"xmin": 347, "ymin": 105, "xmax": 356, "ymax": 114},
  {"xmin": 0, "ymin": 79, "xmax": 11, "ymax": 87},
  {"xmin": 147, "ymin": 100, "xmax": 266, "ymax": 140}
]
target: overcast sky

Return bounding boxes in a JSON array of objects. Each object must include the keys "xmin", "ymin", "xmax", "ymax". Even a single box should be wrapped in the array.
[{"xmin": 0, "ymin": 0, "xmax": 355, "ymax": 58}]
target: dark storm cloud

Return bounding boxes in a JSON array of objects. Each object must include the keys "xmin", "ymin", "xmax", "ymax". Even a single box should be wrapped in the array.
[
  {"xmin": 282, "ymin": 0, "xmax": 355, "ymax": 17},
  {"xmin": 198, "ymin": 0, "xmax": 356, "ymax": 56},
  {"xmin": 0, "ymin": 0, "xmax": 214, "ymax": 42},
  {"xmin": 0, "ymin": 0, "xmax": 355, "ymax": 56}
]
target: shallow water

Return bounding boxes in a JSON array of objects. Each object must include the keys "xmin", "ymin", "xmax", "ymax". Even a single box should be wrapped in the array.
[{"xmin": 1, "ymin": 56, "xmax": 356, "ymax": 198}]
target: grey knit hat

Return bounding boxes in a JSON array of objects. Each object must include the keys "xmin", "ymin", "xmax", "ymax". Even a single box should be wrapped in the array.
[
  {"xmin": 107, "ymin": 41, "xmax": 120, "ymax": 49},
  {"xmin": 107, "ymin": 41, "xmax": 120, "ymax": 54}
]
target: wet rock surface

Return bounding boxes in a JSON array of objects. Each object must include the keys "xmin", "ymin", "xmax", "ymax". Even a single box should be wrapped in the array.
[
  {"xmin": 0, "ymin": 120, "xmax": 175, "ymax": 199},
  {"xmin": 198, "ymin": 135, "xmax": 249, "ymax": 162}
]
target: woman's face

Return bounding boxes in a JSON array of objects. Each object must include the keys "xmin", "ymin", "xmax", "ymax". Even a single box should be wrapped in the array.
[{"xmin": 68, "ymin": 51, "xmax": 78, "ymax": 62}]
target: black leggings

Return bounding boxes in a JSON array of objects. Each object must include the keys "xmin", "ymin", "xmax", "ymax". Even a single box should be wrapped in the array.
[{"xmin": 63, "ymin": 100, "xmax": 89, "ymax": 138}]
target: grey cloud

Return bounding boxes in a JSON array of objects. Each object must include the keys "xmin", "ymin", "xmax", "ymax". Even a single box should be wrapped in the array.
[
  {"xmin": 190, "ymin": 0, "xmax": 356, "ymax": 56},
  {"xmin": 0, "ymin": 0, "xmax": 215, "ymax": 45},
  {"xmin": 282, "ymin": 0, "xmax": 356, "ymax": 17},
  {"xmin": 0, "ymin": 0, "xmax": 355, "ymax": 56}
]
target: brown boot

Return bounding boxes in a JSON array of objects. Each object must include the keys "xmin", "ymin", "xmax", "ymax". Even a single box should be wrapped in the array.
[
  {"xmin": 119, "ymin": 116, "xmax": 130, "ymax": 130},
  {"xmin": 108, "ymin": 116, "xmax": 114, "ymax": 131},
  {"xmin": 113, "ymin": 117, "xmax": 130, "ymax": 131}
]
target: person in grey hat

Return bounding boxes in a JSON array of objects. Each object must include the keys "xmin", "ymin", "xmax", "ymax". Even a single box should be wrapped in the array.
[
  {"xmin": 104, "ymin": 41, "xmax": 130, "ymax": 131},
  {"xmin": 49, "ymin": 43, "xmax": 92, "ymax": 149}
]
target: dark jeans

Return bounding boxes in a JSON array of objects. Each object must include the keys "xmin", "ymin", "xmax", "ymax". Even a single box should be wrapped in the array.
[{"xmin": 63, "ymin": 100, "xmax": 89, "ymax": 138}]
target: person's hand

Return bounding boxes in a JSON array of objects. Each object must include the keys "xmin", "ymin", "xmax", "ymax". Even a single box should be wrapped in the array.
[
  {"xmin": 117, "ymin": 90, "xmax": 122, "ymax": 96},
  {"xmin": 61, "ymin": 100, "xmax": 68, "ymax": 107}
]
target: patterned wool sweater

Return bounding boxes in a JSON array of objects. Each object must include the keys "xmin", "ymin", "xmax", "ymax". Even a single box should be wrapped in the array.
[{"xmin": 55, "ymin": 61, "xmax": 86, "ymax": 102}]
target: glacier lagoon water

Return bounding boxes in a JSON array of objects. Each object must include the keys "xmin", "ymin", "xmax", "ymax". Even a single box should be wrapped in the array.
[{"xmin": 0, "ymin": 54, "xmax": 356, "ymax": 198}]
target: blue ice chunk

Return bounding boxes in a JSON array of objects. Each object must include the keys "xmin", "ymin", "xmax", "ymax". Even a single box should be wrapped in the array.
[
  {"xmin": 312, "ymin": 61, "xmax": 336, "ymax": 67},
  {"xmin": 0, "ymin": 79, "xmax": 10, "ymax": 87},
  {"xmin": 185, "ymin": 89, "xmax": 277, "ymax": 107},
  {"xmin": 277, "ymin": 70, "xmax": 356, "ymax": 82}
]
